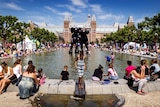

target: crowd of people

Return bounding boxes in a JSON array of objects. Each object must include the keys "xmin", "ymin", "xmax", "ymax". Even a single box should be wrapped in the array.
[
  {"xmin": 0, "ymin": 59, "xmax": 46, "ymax": 99},
  {"xmin": 60, "ymin": 49, "xmax": 160, "ymax": 97},
  {"xmin": 61, "ymin": 50, "xmax": 86, "ymax": 100},
  {"xmin": 0, "ymin": 46, "xmax": 160, "ymax": 100},
  {"xmin": 124, "ymin": 59, "xmax": 160, "ymax": 95},
  {"xmin": 0, "ymin": 44, "xmax": 56, "ymax": 60}
]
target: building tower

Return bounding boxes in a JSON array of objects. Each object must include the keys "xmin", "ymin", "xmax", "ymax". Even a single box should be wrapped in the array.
[
  {"xmin": 127, "ymin": 16, "xmax": 134, "ymax": 27},
  {"xmin": 90, "ymin": 14, "xmax": 96, "ymax": 42},
  {"xmin": 63, "ymin": 15, "xmax": 71, "ymax": 43}
]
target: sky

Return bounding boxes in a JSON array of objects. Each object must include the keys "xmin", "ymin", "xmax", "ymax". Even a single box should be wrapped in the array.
[{"xmin": 0, "ymin": 0, "xmax": 160, "ymax": 27}]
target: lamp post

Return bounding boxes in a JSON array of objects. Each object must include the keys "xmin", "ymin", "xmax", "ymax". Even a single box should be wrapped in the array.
[
  {"xmin": 20, "ymin": 26, "xmax": 24, "ymax": 50},
  {"xmin": 133, "ymin": 30, "xmax": 136, "ymax": 50},
  {"xmin": 154, "ymin": 33, "xmax": 158, "ymax": 51}
]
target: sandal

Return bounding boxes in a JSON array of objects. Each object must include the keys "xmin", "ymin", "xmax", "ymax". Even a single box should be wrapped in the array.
[
  {"xmin": 137, "ymin": 91, "xmax": 145, "ymax": 95},
  {"xmin": 141, "ymin": 90, "xmax": 146, "ymax": 94}
]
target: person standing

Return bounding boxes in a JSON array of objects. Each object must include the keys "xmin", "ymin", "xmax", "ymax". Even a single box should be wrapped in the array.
[
  {"xmin": 60, "ymin": 65, "xmax": 69, "ymax": 80},
  {"xmin": 110, "ymin": 52, "xmax": 115, "ymax": 61},
  {"xmin": 75, "ymin": 50, "xmax": 86, "ymax": 77}
]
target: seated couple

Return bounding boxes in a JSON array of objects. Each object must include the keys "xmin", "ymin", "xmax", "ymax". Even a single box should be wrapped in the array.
[
  {"xmin": 92, "ymin": 63, "xmax": 119, "ymax": 81},
  {"xmin": 128, "ymin": 66, "xmax": 147, "ymax": 95}
]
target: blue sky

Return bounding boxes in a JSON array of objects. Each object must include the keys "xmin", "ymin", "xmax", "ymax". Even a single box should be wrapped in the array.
[{"xmin": 0, "ymin": 0, "xmax": 160, "ymax": 27}]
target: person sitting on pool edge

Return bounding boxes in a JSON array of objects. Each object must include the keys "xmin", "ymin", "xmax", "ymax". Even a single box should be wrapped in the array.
[
  {"xmin": 92, "ymin": 64, "xmax": 104, "ymax": 81},
  {"xmin": 60, "ymin": 65, "xmax": 69, "ymax": 80},
  {"xmin": 124, "ymin": 60, "xmax": 136, "ymax": 80},
  {"xmin": 70, "ymin": 76, "xmax": 86, "ymax": 100},
  {"xmin": 104, "ymin": 62, "xmax": 119, "ymax": 80}
]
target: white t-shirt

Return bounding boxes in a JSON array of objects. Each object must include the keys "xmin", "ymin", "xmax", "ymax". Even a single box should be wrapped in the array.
[
  {"xmin": 108, "ymin": 68, "xmax": 118, "ymax": 76},
  {"xmin": 0, "ymin": 66, "xmax": 2, "ymax": 72},
  {"xmin": 13, "ymin": 64, "xmax": 21, "ymax": 78}
]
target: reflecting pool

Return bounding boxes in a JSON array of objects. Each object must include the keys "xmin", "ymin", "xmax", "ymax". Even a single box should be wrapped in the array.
[{"xmin": 1, "ymin": 48, "xmax": 153, "ymax": 79}]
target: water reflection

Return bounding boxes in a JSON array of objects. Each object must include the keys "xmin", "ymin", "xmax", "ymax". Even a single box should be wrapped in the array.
[
  {"xmin": 34, "ymin": 94, "xmax": 119, "ymax": 107},
  {"xmin": 0, "ymin": 48, "xmax": 153, "ymax": 79}
]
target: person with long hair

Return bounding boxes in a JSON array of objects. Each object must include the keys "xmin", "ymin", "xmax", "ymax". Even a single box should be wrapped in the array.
[
  {"xmin": 18, "ymin": 64, "xmax": 39, "ymax": 99},
  {"xmin": 131, "ymin": 66, "xmax": 147, "ymax": 95},
  {"xmin": 13, "ymin": 59, "xmax": 22, "ymax": 86},
  {"xmin": 0, "ymin": 61, "xmax": 16, "ymax": 94},
  {"xmin": 71, "ymin": 76, "xmax": 86, "ymax": 99},
  {"xmin": 104, "ymin": 63, "xmax": 119, "ymax": 80}
]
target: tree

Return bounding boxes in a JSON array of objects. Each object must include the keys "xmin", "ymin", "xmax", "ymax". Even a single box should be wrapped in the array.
[
  {"xmin": 30, "ymin": 28, "xmax": 58, "ymax": 48},
  {"xmin": 0, "ymin": 15, "xmax": 18, "ymax": 47}
]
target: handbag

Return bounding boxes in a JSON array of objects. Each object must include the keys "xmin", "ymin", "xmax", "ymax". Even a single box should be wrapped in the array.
[{"xmin": 16, "ymin": 75, "xmax": 22, "ymax": 86}]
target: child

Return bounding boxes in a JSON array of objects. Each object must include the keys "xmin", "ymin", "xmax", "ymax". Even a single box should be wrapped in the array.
[
  {"xmin": 37, "ymin": 68, "xmax": 46, "ymax": 85},
  {"xmin": 60, "ymin": 65, "xmax": 69, "ymax": 80},
  {"xmin": 104, "ymin": 63, "xmax": 119, "ymax": 80},
  {"xmin": 110, "ymin": 52, "xmax": 115, "ymax": 61}
]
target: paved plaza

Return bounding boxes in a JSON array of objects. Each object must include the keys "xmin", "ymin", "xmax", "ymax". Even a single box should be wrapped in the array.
[{"xmin": 0, "ymin": 79, "xmax": 160, "ymax": 107}]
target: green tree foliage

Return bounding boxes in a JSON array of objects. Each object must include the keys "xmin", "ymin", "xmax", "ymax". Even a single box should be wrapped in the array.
[
  {"xmin": 103, "ymin": 13, "xmax": 160, "ymax": 48},
  {"xmin": 30, "ymin": 28, "xmax": 58, "ymax": 46},
  {"xmin": 0, "ymin": 15, "xmax": 18, "ymax": 46},
  {"xmin": 0, "ymin": 15, "xmax": 58, "ymax": 48}
]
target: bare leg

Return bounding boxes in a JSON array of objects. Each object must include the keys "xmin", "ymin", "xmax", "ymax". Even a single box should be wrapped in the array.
[{"xmin": 0, "ymin": 79, "xmax": 10, "ymax": 94}]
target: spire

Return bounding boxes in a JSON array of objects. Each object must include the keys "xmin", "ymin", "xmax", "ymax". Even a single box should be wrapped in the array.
[
  {"xmin": 87, "ymin": 13, "xmax": 91, "ymax": 22},
  {"xmin": 64, "ymin": 14, "xmax": 72, "ymax": 21},
  {"xmin": 92, "ymin": 14, "xmax": 96, "ymax": 21},
  {"xmin": 127, "ymin": 16, "xmax": 134, "ymax": 23},
  {"xmin": 127, "ymin": 16, "xmax": 134, "ymax": 26}
]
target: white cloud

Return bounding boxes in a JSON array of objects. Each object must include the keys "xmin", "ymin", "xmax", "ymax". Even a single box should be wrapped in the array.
[
  {"xmin": 70, "ymin": 0, "xmax": 87, "ymax": 8},
  {"xmin": 98, "ymin": 13, "xmax": 124, "ymax": 21},
  {"xmin": 45, "ymin": 6, "xmax": 72, "ymax": 19},
  {"xmin": 45, "ymin": 6, "xmax": 58, "ymax": 14},
  {"xmin": 28, "ymin": 15, "xmax": 62, "ymax": 26},
  {"xmin": 66, "ymin": 5, "xmax": 82, "ymax": 13},
  {"xmin": 57, "ymin": 4, "xmax": 82, "ymax": 13},
  {"xmin": 90, "ymin": 4, "xmax": 103, "ymax": 13},
  {"xmin": 58, "ymin": 12, "xmax": 72, "ymax": 16},
  {"xmin": 135, "ymin": 18, "xmax": 144, "ymax": 23},
  {"xmin": 0, "ymin": 2, "xmax": 24, "ymax": 10}
]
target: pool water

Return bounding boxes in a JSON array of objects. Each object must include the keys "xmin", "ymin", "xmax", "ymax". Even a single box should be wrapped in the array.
[{"xmin": 33, "ymin": 94, "xmax": 119, "ymax": 107}]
